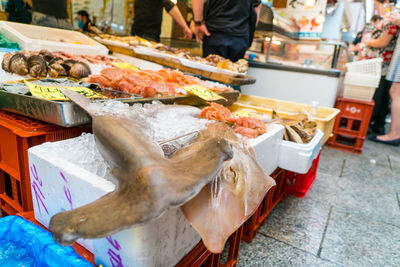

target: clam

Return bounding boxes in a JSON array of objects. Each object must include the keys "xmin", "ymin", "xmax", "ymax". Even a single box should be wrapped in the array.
[
  {"xmin": 2, "ymin": 53, "xmax": 14, "ymax": 72},
  {"xmin": 69, "ymin": 62, "xmax": 91, "ymax": 79},
  {"xmin": 9, "ymin": 53, "xmax": 29, "ymax": 76},
  {"xmin": 48, "ymin": 63, "xmax": 68, "ymax": 78},
  {"xmin": 27, "ymin": 55, "xmax": 47, "ymax": 78},
  {"xmin": 39, "ymin": 50, "xmax": 55, "ymax": 62}
]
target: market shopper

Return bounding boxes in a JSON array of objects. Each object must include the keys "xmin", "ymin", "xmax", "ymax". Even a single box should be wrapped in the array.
[
  {"xmin": 370, "ymin": 12, "xmax": 400, "ymax": 145},
  {"xmin": 192, "ymin": 0, "xmax": 261, "ymax": 62},
  {"xmin": 363, "ymin": 14, "xmax": 399, "ymax": 135},
  {"xmin": 131, "ymin": 0, "xmax": 192, "ymax": 42},
  {"xmin": 26, "ymin": 0, "xmax": 72, "ymax": 29},
  {"xmin": 6, "ymin": 0, "xmax": 32, "ymax": 24}
]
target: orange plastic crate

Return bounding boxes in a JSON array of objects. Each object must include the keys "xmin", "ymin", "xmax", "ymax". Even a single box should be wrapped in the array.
[
  {"xmin": 0, "ymin": 110, "xmax": 90, "ymax": 214},
  {"xmin": 327, "ymin": 132, "xmax": 365, "ymax": 154},
  {"xmin": 242, "ymin": 168, "xmax": 287, "ymax": 243},
  {"xmin": 333, "ymin": 98, "xmax": 374, "ymax": 138},
  {"xmin": 176, "ymin": 225, "xmax": 244, "ymax": 267}
]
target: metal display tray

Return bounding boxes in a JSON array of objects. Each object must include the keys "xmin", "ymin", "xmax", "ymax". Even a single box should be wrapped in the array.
[{"xmin": 0, "ymin": 90, "xmax": 239, "ymax": 127}]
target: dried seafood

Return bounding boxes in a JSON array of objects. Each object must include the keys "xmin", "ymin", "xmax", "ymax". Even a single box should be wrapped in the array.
[{"xmin": 272, "ymin": 111, "xmax": 317, "ymax": 143}]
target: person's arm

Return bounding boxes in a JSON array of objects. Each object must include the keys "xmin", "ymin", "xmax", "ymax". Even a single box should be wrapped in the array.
[
  {"xmin": 255, "ymin": 4, "xmax": 261, "ymax": 26},
  {"xmin": 167, "ymin": 6, "xmax": 192, "ymax": 39},
  {"xmin": 191, "ymin": 0, "xmax": 210, "ymax": 42},
  {"xmin": 388, "ymin": 12, "xmax": 400, "ymax": 26},
  {"xmin": 24, "ymin": 0, "xmax": 32, "ymax": 7},
  {"xmin": 364, "ymin": 26, "xmax": 397, "ymax": 48}
]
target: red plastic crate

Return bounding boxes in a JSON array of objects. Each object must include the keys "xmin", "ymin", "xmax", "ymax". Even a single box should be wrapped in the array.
[
  {"xmin": 0, "ymin": 110, "xmax": 90, "ymax": 214},
  {"xmin": 286, "ymin": 151, "xmax": 321, "ymax": 198},
  {"xmin": 176, "ymin": 225, "xmax": 244, "ymax": 267},
  {"xmin": 16, "ymin": 211, "xmax": 96, "ymax": 266},
  {"xmin": 242, "ymin": 168, "xmax": 287, "ymax": 243},
  {"xmin": 333, "ymin": 98, "xmax": 374, "ymax": 138},
  {"xmin": 327, "ymin": 132, "xmax": 365, "ymax": 154}
]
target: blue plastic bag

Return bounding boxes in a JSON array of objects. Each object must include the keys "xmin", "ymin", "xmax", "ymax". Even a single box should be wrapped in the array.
[{"xmin": 0, "ymin": 216, "xmax": 92, "ymax": 267}]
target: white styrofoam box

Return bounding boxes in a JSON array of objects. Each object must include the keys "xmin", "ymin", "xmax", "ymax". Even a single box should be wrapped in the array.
[
  {"xmin": 247, "ymin": 124, "xmax": 284, "ymax": 175},
  {"xmin": 28, "ymin": 144, "xmax": 200, "ymax": 267},
  {"xmin": 0, "ymin": 21, "xmax": 108, "ymax": 55},
  {"xmin": 113, "ymin": 52, "xmax": 164, "ymax": 71},
  {"xmin": 278, "ymin": 129, "xmax": 324, "ymax": 174}
]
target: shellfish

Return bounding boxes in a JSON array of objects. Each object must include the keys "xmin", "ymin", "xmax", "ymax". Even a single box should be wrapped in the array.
[
  {"xmin": 9, "ymin": 53, "xmax": 29, "ymax": 76},
  {"xmin": 27, "ymin": 55, "xmax": 47, "ymax": 78}
]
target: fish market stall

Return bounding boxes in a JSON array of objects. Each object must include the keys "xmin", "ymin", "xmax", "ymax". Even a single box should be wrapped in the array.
[{"xmin": 0, "ymin": 22, "xmax": 335, "ymax": 267}]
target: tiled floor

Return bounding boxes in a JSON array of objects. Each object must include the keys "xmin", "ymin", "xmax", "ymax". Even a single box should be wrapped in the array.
[{"xmin": 238, "ymin": 140, "xmax": 400, "ymax": 266}]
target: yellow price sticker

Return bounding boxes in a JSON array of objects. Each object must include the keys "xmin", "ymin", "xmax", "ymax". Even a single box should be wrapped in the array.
[
  {"xmin": 25, "ymin": 81, "xmax": 107, "ymax": 101},
  {"xmin": 182, "ymin": 85, "xmax": 226, "ymax": 101},
  {"xmin": 111, "ymin": 62, "xmax": 140, "ymax": 71},
  {"xmin": 233, "ymin": 109, "xmax": 263, "ymax": 118}
]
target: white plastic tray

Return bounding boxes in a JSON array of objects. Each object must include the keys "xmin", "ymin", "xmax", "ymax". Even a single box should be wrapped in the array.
[
  {"xmin": 0, "ymin": 21, "xmax": 108, "ymax": 55},
  {"xmin": 278, "ymin": 129, "xmax": 323, "ymax": 174}
]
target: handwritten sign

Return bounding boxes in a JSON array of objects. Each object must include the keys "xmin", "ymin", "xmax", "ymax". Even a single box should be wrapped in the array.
[
  {"xmin": 111, "ymin": 62, "xmax": 139, "ymax": 71},
  {"xmin": 182, "ymin": 85, "xmax": 226, "ymax": 101},
  {"xmin": 30, "ymin": 164, "xmax": 49, "ymax": 215},
  {"xmin": 106, "ymin": 236, "xmax": 124, "ymax": 267},
  {"xmin": 25, "ymin": 81, "xmax": 107, "ymax": 101}
]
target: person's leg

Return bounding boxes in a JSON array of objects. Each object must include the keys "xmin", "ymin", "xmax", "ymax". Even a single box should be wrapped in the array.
[
  {"xmin": 377, "ymin": 82, "xmax": 400, "ymax": 140},
  {"xmin": 32, "ymin": 11, "xmax": 58, "ymax": 28},
  {"xmin": 202, "ymin": 33, "xmax": 229, "ymax": 59},
  {"xmin": 370, "ymin": 76, "xmax": 390, "ymax": 133}
]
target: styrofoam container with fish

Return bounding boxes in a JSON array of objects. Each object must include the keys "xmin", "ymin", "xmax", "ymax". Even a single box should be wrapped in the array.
[
  {"xmin": 278, "ymin": 129, "xmax": 323, "ymax": 174},
  {"xmin": 27, "ymin": 134, "xmax": 201, "ymax": 267},
  {"xmin": 0, "ymin": 21, "xmax": 108, "ymax": 55}
]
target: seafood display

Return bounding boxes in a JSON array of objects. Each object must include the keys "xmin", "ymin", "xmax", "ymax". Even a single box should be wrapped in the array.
[
  {"xmin": 88, "ymin": 67, "xmax": 232, "ymax": 98},
  {"xmin": 200, "ymin": 103, "xmax": 267, "ymax": 138},
  {"xmin": 2, "ymin": 50, "xmax": 92, "ymax": 79},
  {"xmin": 272, "ymin": 111, "xmax": 317, "ymax": 144},
  {"xmin": 48, "ymin": 92, "xmax": 275, "ymax": 254},
  {"xmin": 93, "ymin": 34, "xmax": 248, "ymax": 73}
]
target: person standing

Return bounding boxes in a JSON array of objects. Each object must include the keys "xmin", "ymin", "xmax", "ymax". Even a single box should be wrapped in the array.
[
  {"xmin": 6, "ymin": 0, "xmax": 32, "ymax": 24},
  {"xmin": 192, "ymin": 0, "xmax": 261, "ymax": 62},
  {"xmin": 25, "ymin": 0, "xmax": 72, "ymax": 29},
  {"xmin": 363, "ymin": 14, "xmax": 399, "ymax": 134},
  {"xmin": 370, "ymin": 12, "xmax": 400, "ymax": 145},
  {"xmin": 131, "ymin": 0, "xmax": 192, "ymax": 42}
]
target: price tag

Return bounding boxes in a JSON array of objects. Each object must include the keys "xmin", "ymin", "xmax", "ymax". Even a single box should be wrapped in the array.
[
  {"xmin": 25, "ymin": 81, "xmax": 107, "ymax": 101},
  {"xmin": 182, "ymin": 84, "xmax": 226, "ymax": 101},
  {"xmin": 111, "ymin": 62, "xmax": 139, "ymax": 71},
  {"xmin": 233, "ymin": 109, "xmax": 264, "ymax": 118}
]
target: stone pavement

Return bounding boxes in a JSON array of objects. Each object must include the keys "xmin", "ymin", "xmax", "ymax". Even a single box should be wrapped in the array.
[{"xmin": 238, "ymin": 140, "xmax": 400, "ymax": 266}]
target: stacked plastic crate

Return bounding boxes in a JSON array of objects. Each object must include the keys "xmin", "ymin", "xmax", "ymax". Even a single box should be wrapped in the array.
[
  {"xmin": 0, "ymin": 111, "xmax": 89, "ymax": 216},
  {"xmin": 328, "ymin": 58, "xmax": 381, "ymax": 153}
]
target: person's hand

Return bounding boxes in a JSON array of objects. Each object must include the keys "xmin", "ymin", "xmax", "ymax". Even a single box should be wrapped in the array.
[
  {"xmin": 183, "ymin": 26, "xmax": 192, "ymax": 40},
  {"xmin": 387, "ymin": 12, "xmax": 400, "ymax": 26},
  {"xmin": 194, "ymin": 24, "xmax": 210, "ymax": 42}
]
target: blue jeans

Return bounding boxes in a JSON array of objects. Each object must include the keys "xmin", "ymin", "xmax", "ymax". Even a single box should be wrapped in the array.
[{"xmin": 203, "ymin": 33, "xmax": 249, "ymax": 62}]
